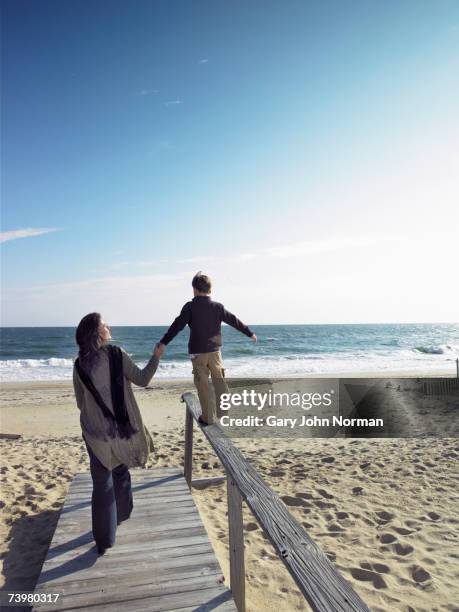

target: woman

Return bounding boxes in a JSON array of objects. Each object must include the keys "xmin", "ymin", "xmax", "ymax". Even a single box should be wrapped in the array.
[{"xmin": 73, "ymin": 312, "xmax": 163, "ymax": 555}]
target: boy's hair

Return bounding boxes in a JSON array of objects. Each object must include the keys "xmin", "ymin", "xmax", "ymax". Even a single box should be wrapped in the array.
[{"xmin": 192, "ymin": 271, "xmax": 212, "ymax": 293}]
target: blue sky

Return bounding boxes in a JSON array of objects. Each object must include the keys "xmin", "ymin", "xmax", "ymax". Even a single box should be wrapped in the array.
[{"xmin": 1, "ymin": 0, "xmax": 459, "ymax": 325}]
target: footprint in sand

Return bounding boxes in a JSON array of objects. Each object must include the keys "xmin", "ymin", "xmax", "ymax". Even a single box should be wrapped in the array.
[
  {"xmin": 281, "ymin": 495, "xmax": 308, "ymax": 507},
  {"xmin": 411, "ymin": 565, "xmax": 431, "ymax": 583},
  {"xmin": 245, "ymin": 522, "xmax": 258, "ymax": 532},
  {"xmin": 380, "ymin": 533, "xmax": 397, "ymax": 544},
  {"xmin": 317, "ymin": 489, "xmax": 334, "ymax": 499},
  {"xmin": 426, "ymin": 511, "xmax": 441, "ymax": 521},
  {"xmin": 394, "ymin": 543, "xmax": 414, "ymax": 556},
  {"xmin": 277, "ymin": 458, "xmax": 293, "ymax": 465},
  {"xmin": 393, "ymin": 527, "xmax": 414, "ymax": 536},
  {"xmin": 321, "ymin": 456, "xmax": 335, "ymax": 463},
  {"xmin": 350, "ymin": 567, "xmax": 387, "ymax": 589},
  {"xmin": 375, "ymin": 511, "xmax": 394, "ymax": 523},
  {"xmin": 314, "ymin": 500, "xmax": 334, "ymax": 509},
  {"xmin": 260, "ymin": 548, "xmax": 276, "ymax": 561},
  {"xmin": 295, "ymin": 492, "xmax": 314, "ymax": 500},
  {"xmin": 336, "ymin": 511, "xmax": 349, "ymax": 520}
]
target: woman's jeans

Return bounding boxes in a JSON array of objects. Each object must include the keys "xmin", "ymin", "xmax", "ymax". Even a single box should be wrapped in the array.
[{"xmin": 84, "ymin": 441, "xmax": 133, "ymax": 548}]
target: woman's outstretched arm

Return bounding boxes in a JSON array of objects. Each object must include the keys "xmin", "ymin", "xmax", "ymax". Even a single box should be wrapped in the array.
[{"xmin": 121, "ymin": 344, "xmax": 163, "ymax": 387}]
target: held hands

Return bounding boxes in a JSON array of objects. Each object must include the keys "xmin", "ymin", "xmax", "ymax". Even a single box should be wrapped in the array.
[
  {"xmin": 251, "ymin": 334, "xmax": 257, "ymax": 343},
  {"xmin": 154, "ymin": 342, "xmax": 165, "ymax": 359}
]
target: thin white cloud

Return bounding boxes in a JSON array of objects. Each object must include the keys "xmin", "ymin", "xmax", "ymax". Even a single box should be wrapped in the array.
[
  {"xmin": 3, "ymin": 272, "xmax": 188, "ymax": 299},
  {"xmin": 107, "ymin": 236, "xmax": 402, "ymax": 274},
  {"xmin": 164, "ymin": 100, "xmax": 183, "ymax": 107},
  {"xmin": 139, "ymin": 88, "xmax": 159, "ymax": 96},
  {"xmin": 264, "ymin": 234, "xmax": 402, "ymax": 258},
  {"xmin": 2, "ymin": 272, "xmax": 191, "ymax": 325},
  {"xmin": 197, "ymin": 59, "xmax": 209, "ymax": 64},
  {"xmin": 0, "ymin": 227, "xmax": 61, "ymax": 244}
]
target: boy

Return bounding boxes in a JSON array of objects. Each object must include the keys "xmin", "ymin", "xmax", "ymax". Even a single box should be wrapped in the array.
[{"xmin": 159, "ymin": 272, "xmax": 257, "ymax": 424}]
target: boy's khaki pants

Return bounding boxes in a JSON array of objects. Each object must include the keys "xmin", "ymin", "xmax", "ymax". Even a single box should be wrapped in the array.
[{"xmin": 191, "ymin": 351, "xmax": 229, "ymax": 424}]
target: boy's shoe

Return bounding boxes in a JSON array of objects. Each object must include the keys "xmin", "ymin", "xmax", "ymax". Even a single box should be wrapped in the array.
[{"xmin": 198, "ymin": 415, "xmax": 209, "ymax": 426}]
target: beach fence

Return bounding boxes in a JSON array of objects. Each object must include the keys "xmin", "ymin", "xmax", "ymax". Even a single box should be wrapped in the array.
[
  {"xmin": 422, "ymin": 377, "xmax": 459, "ymax": 396},
  {"xmin": 181, "ymin": 392, "xmax": 370, "ymax": 612}
]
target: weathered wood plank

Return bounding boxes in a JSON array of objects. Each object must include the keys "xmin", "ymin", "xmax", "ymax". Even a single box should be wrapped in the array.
[
  {"xmin": 36, "ymin": 553, "xmax": 222, "ymax": 596},
  {"xmin": 191, "ymin": 476, "xmax": 226, "ymax": 489},
  {"xmin": 35, "ymin": 584, "xmax": 234, "ymax": 612},
  {"xmin": 43, "ymin": 532, "xmax": 210, "ymax": 564},
  {"xmin": 227, "ymin": 476, "xmax": 245, "ymax": 612},
  {"xmin": 36, "ymin": 551, "xmax": 220, "ymax": 588},
  {"xmin": 60, "ymin": 494, "xmax": 194, "ymax": 510},
  {"xmin": 56, "ymin": 586, "xmax": 235, "ymax": 612},
  {"xmin": 184, "ymin": 406, "xmax": 194, "ymax": 487},
  {"xmin": 33, "ymin": 468, "xmax": 236, "ymax": 611},
  {"xmin": 182, "ymin": 391, "xmax": 369, "ymax": 612},
  {"xmin": 38, "ymin": 550, "xmax": 220, "ymax": 579}
]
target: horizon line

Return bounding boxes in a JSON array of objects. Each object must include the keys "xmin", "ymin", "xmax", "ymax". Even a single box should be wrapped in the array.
[{"xmin": 0, "ymin": 321, "xmax": 457, "ymax": 329}]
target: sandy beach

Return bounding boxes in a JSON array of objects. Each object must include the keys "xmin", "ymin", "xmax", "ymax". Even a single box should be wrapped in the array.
[{"xmin": 1, "ymin": 378, "xmax": 458, "ymax": 612}]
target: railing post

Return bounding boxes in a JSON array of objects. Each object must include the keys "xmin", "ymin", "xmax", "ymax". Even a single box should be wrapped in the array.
[
  {"xmin": 227, "ymin": 475, "xmax": 245, "ymax": 612},
  {"xmin": 184, "ymin": 407, "xmax": 194, "ymax": 488}
]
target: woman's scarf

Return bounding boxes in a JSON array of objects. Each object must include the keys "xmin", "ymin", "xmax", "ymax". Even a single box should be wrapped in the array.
[{"xmin": 75, "ymin": 344, "xmax": 136, "ymax": 439}]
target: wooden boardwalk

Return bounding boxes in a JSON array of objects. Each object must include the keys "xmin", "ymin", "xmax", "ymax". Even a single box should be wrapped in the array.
[{"xmin": 33, "ymin": 467, "xmax": 236, "ymax": 611}]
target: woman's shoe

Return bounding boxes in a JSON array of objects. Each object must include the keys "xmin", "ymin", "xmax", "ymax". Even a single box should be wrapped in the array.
[
  {"xmin": 96, "ymin": 543, "xmax": 112, "ymax": 555},
  {"xmin": 117, "ymin": 513, "xmax": 132, "ymax": 526}
]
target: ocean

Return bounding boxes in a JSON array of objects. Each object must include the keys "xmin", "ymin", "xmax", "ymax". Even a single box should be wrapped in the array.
[{"xmin": 0, "ymin": 323, "xmax": 458, "ymax": 383}]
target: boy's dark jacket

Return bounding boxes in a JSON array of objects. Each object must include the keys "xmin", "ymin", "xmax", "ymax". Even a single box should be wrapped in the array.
[{"xmin": 160, "ymin": 295, "xmax": 253, "ymax": 354}]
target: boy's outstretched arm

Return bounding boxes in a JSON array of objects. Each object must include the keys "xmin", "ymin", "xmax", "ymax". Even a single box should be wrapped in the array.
[
  {"xmin": 221, "ymin": 306, "xmax": 257, "ymax": 341},
  {"xmin": 159, "ymin": 302, "xmax": 192, "ymax": 347}
]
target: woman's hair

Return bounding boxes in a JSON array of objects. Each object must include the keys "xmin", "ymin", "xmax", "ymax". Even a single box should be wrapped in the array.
[{"xmin": 76, "ymin": 312, "xmax": 105, "ymax": 373}]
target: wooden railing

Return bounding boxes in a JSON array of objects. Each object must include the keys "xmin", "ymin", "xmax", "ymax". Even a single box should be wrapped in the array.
[{"xmin": 181, "ymin": 392, "xmax": 370, "ymax": 612}]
